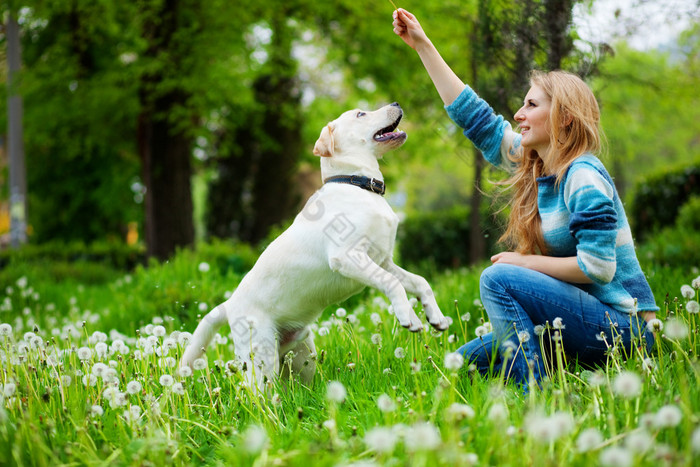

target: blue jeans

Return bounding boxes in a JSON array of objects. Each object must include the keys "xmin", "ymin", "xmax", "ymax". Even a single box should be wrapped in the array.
[{"xmin": 457, "ymin": 264, "xmax": 654, "ymax": 388}]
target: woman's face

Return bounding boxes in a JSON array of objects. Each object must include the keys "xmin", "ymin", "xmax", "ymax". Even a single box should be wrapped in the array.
[{"xmin": 514, "ymin": 85, "xmax": 552, "ymax": 156}]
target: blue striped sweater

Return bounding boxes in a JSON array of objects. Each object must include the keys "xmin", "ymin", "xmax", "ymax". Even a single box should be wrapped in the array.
[{"xmin": 445, "ymin": 85, "xmax": 658, "ymax": 313}]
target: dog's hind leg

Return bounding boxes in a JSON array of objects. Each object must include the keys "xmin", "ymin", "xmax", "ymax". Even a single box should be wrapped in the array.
[
  {"xmin": 229, "ymin": 312, "xmax": 279, "ymax": 393},
  {"xmin": 383, "ymin": 262, "xmax": 449, "ymax": 331},
  {"xmin": 180, "ymin": 304, "xmax": 228, "ymax": 368},
  {"xmin": 279, "ymin": 328, "xmax": 316, "ymax": 386}
]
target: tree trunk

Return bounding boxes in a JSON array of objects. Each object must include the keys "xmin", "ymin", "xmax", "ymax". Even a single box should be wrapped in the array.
[{"xmin": 138, "ymin": 0, "xmax": 195, "ymax": 260}]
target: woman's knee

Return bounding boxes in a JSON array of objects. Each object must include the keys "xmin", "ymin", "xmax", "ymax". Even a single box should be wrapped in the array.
[{"xmin": 480, "ymin": 263, "xmax": 522, "ymax": 296}]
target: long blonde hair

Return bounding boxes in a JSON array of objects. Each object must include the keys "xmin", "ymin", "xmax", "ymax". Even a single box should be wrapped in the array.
[{"xmin": 499, "ymin": 70, "xmax": 601, "ymax": 254}]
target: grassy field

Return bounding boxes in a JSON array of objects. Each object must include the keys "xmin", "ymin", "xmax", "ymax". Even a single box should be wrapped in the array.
[{"xmin": 0, "ymin": 247, "xmax": 698, "ymax": 466}]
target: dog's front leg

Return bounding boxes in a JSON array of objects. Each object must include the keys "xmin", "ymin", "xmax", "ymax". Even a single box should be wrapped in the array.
[
  {"xmin": 384, "ymin": 262, "xmax": 449, "ymax": 331},
  {"xmin": 329, "ymin": 250, "xmax": 423, "ymax": 332}
]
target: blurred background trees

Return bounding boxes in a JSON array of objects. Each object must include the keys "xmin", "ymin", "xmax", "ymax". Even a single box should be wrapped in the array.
[{"xmin": 1, "ymin": 0, "xmax": 699, "ymax": 266}]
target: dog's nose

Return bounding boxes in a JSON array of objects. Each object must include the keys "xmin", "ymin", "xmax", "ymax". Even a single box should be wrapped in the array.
[{"xmin": 390, "ymin": 102, "xmax": 401, "ymax": 109}]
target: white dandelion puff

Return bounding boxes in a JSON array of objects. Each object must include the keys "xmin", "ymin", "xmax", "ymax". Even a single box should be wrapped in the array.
[
  {"xmin": 664, "ymin": 319, "xmax": 689, "ymax": 340},
  {"xmin": 198, "ymin": 262, "xmax": 210, "ymax": 273},
  {"xmin": 370, "ymin": 312, "xmax": 382, "ymax": 325},
  {"xmin": 653, "ymin": 404, "xmax": 683, "ymax": 428},
  {"xmin": 394, "ymin": 347, "xmax": 406, "ymax": 359},
  {"xmin": 600, "ymin": 446, "xmax": 632, "ymax": 467},
  {"xmin": 576, "ymin": 428, "xmax": 603, "ymax": 452},
  {"xmin": 404, "ymin": 422, "xmax": 441, "ymax": 451},
  {"xmin": 0, "ymin": 323, "xmax": 12, "ymax": 336},
  {"xmin": 82, "ymin": 374, "xmax": 98, "ymax": 387},
  {"xmin": 371, "ymin": 333, "xmax": 382, "ymax": 346},
  {"xmin": 444, "ymin": 352, "xmax": 464, "ymax": 371},
  {"xmin": 552, "ymin": 317, "xmax": 565, "ymax": 330},
  {"xmin": 242, "ymin": 425, "xmax": 268, "ymax": 454},
  {"xmin": 624, "ymin": 430, "xmax": 653, "ymax": 452},
  {"xmin": 3, "ymin": 383, "xmax": 17, "ymax": 397},
  {"xmin": 692, "ymin": 276, "xmax": 700, "ymax": 290},
  {"xmin": 159, "ymin": 374, "xmax": 174, "ymax": 387},
  {"xmin": 90, "ymin": 405, "xmax": 104, "ymax": 417},
  {"xmin": 192, "ymin": 358, "xmax": 207, "ymax": 371},
  {"xmin": 687, "ymin": 300, "xmax": 699, "ymax": 314},
  {"xmin": 681, "ymin": 284, "xmax": 695, "ymax": 299},
  {"xmin": 364, "ymin": 427, "xmax": 398, "ymax": 453},
  {"xmin": 77, "ymin": 346, "xmax": 93, "ymax": 361},
  {"xmin": 177, "ymin": 332, "xmax": 192, "ymax": 347},
  {"xmin": 518, "ymin": 331, "xmax": 531, "ymax": 343},
  {"xmin": 326, "ymin": 381, "xmax": 346, "ymax": 403},
  {"xmin": 488, "ymin": 403, "xmax": 508, "ymax": 422},
  {"xmin": 172, "ymin": 382, "xmax": 185, "ymax": 396},
  {"xmin": 446, "ymin": 403, "xmax": 475, "ymax": 422},
  {"xmin": 534, "ymin": 325, "xmax": 546, "ymax": 336},
  {"xmin": 612, "ymin": 371, "xmax": 642, "ymax": 399},
  {"xmin": 178, "ymin": 366, "xmax": 193, "ymax": 378},
  {"xmin": 335, "ymin": 308, "xmax": 347, "ymax": 318},
  {"xmin": 153, "ymin": 325, "xmax": 166, "ymax": 337},
  {"xmin": 691, "ymin": 426, "xmax": 700, "ymax": 454},
  {"xmin": 647, "ymin": 319, "xmax": 663, "ymax": 333},
  {"xmin": 475, "ymin": 325, "xmax": 488, "ymax": 337},
  {"xmin": 376, "ymin": 394, "xmax": 396, "ymax": 413},
  {"xmin": 126, "ymin": 380, "xmax": 142, "ymax": 395}
]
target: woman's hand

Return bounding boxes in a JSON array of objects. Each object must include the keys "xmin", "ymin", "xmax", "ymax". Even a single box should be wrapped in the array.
[
  {"xmin": 392, "ymin": 8, "xmax": 429, "ymax": 51},
  {"xmin": 490, "ymin": 251, "xmax": 529, "ymax": 268}
]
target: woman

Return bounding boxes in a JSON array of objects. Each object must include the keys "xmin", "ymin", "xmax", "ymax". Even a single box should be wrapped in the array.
[{"xmin": 392, "ymin": 9, "xmax": 657, "ymax": 388}]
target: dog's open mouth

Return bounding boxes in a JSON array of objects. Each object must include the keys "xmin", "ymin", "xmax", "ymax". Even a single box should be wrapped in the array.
[{"xmin": 373, "ymin": 115, "xmax": 406, "ymax": 142}]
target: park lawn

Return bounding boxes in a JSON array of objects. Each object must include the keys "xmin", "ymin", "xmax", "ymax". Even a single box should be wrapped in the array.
[{"xmin": 0, "ymin": 251, "xmax": 698, "ymax": 466}]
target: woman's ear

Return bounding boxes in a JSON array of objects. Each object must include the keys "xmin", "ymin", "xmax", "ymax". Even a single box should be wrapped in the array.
[{"xmin": 313, "ymin": 124, "xmax": 335, "ymax": 157}]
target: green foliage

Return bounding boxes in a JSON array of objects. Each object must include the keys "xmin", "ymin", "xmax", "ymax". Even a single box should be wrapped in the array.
[
  {"xmin": 398, "ymin": 205, "xmax": 502, "ymax": 270},
  {"xmin": 0, "ymin": 252, "xmax": 699, "ymax": 466},
  {"xmin": 629, "ymin": 161, "xmax": 700, "ymax": 242},
  {"xmin": 676, "ymin": 195, "xmax": 700, "ymax": 231}
]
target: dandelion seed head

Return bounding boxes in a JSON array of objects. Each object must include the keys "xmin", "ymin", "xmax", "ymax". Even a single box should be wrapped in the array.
[
  {"xmin": 518, "ymin": 331, "xmax": 531, "ymax": 343},
  {"xmin": 600, "ymin": 446, "xmax": 632, "ymax": 467},
  {"xmin": 126, "ymin": 380, "xmax": 142, "ymax": 395},
  {"xmin": 404, "ymin": 422, "xmax": 441, "ymax": 451},
  {"xmin": 612, "ymin": 371, "xmax": 642, "ymax": 399},
  {"xmin": 371, "ymin": 333, "xmax": 382, "ymax": 346},
  {"xmin": 177, "ymin": 332, "xmax": 192, "ymax": 346},
  {"xmin": 335, "ymin": 308, "xmax": 347, "ymax": 318},
  {"xmin": 692, "ymin": 276, "xmax": 700, "ymax": 290},
  {"xmin": 576, "ymin": 428, "xmax": 603, "ymax": 452},
  {"xmin": 364, "ymin": 427, "xmax": 398, "ymax": 453},
  {"xmin": 446, "ymin": 403, "xmax": 475, "ymax": 422},
  {"xmin": 444, "ymin": 352, "xmax": 464, "ymax": 371},
  {"xmin": 647, "ymin": 319, "xmax": 663, "ymax": 333},
  {"xmin": 159, "ymin": 374, "xmax": 174, "ymax": 387},
  {"xmin": 653, "ymin": 404, "xmax": 683, "ymax": 428},
  {"xmin": 681, "ymin": 284, "xmax": 695, "ymax": 299},
  {"xmin": 3, "ymin": 383, "xmax": 16, "ymax": 398},
  {"xmin": 475, "ymin": 325, "xmax": 488, "ymax": 337},
  {"xmin": 664, "ymin": 319, "xmax": 689, "ymax": 340},
  {"xmin": 172, "ymin": 382, "xmax": 185, "ymax": 396},
  {"xmin": 624, "ymin": 430, "xmax": 653, "ymax": 452},
  {"xmin": 82, "ymin": 374, "xmax": 98, "ymax": 387},
  {"xmin": 90, "ymin": 405, "xmax": 104, "ymax": 417},
  {"xmin": 77, "ymin": 346, "xmax": 92, "ymax": 361},
  {"xmin": 534, "ymin": 324, "xmax": 545, "ymax": 336},
  {"xmin": 488, "ymin": 403, "xmax": 508, "ymax": 422},
  {"xmin": 691, "ymin": 426, "xmax": 700, "ymax": 453},
  {"xmin": 153, "ymin": 325, "xmax": 166, "ymax": 337},
  {"xmin": 326, "ymin": 381, "xmax": 347, "ymax": 403},
  {"xmin": 394, "ymin": 347, "xmax": 406, "ymax": 359},
  {"xmin": 0, "ymin": 323, "xmax": 12, "ymax": 337},
  {"xmin": 198, "ymin": 302, "xmax": 208, "ymax": 312},
  {"xmin": 410, "ymin": 361, "xmax": 421, "ymax": 373},
  {"xmin": 198, "ymin": 262, "xmax": 210, "ymax": 273},
  {"xmin": 687, "ymin": 300, "xmax": 699, "ymax": 314},
  {"xmin": 552, "ymin": 317, "xmax": 565, "ymax": 329},
  {"xmin": 377, "ymin": 394, "xmax": 396, "ymax": 413},
  {"xmin": 370, "ymin": 312, "xmax": 382, "ymax": 325},
  {"xmin": 242, "ymin": 425, "xmax": 268, "ymax": 454},
  {"xmin": 193, "ymin": 358, "xmax": 207, "ymax": 371}
]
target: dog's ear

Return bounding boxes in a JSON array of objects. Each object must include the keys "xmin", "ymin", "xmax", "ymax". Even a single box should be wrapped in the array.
[{"xmin": 313, "ymin": 124, "xmax": 335, "ymax": 158}]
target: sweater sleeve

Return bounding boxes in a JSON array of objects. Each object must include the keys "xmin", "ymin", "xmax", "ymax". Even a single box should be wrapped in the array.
[
  {"xmin": 444, "ymin": 85, "xmax": 521, "ymax": 172},
  {"xmin": 564, "ymin": 164, "xmax": 618, "ymax": 284}
]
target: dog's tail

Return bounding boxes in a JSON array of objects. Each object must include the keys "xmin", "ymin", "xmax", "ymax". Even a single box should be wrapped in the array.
[{"xmin": 180, "ymin": 305, "xmax": 228, "ymax": 368}]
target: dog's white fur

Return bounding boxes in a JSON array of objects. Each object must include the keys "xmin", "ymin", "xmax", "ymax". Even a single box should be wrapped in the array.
[{"xmin": 180, "ymin": 103, "xmax": 448, "ymax": 391}]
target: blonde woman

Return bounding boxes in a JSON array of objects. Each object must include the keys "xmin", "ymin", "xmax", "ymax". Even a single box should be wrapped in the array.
[{"xmin": 392, "ymin": 9, "xmax": 658, "ymax": 388}]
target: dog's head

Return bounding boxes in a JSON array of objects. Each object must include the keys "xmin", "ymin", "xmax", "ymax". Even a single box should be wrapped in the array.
[{"xmin": 313, "ymin": 103, "xmax": 407, "ymax": 160}]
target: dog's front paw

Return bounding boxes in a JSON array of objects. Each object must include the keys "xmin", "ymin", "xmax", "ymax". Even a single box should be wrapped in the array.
[{"xmin": 395, "ymin": 307, "xmax": 423, "ymax": 333}]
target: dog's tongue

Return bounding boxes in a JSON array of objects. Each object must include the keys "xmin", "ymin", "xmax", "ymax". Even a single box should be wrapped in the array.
[{"xmin": 374, "ymin": 129, "xmax": 404, "ymax": 142}]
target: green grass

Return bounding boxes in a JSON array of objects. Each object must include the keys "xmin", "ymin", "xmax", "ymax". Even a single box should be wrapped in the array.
[{"xmin": 0, "ymin": 249, "xmax": 699, "ymax": 466}]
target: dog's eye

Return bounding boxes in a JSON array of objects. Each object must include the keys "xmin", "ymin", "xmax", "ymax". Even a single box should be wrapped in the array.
[{"xmin": 356, "ymin": 111, "xmax": 366, "ymax": 118}]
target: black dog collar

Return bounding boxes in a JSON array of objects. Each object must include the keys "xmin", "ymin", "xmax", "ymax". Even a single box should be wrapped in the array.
[{"xmin": 324, "ymin": 175, "xmax": 386, "ymax": 196}]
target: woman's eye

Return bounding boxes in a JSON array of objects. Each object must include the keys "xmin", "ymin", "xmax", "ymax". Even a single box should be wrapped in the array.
[{"xmin": 356, "ymin": 111, "xmax": 366, "ymax": 117}]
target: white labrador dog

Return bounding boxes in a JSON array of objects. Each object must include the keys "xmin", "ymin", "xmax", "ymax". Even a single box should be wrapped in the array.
[{"xmin": 180, "ymin": 103, "xmax": 449, "ymax": 391}]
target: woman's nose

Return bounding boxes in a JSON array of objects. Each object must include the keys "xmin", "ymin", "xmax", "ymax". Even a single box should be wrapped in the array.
[{"xmin": 514, "ymin": 108, "xmax": 525, "ymax": 122}]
